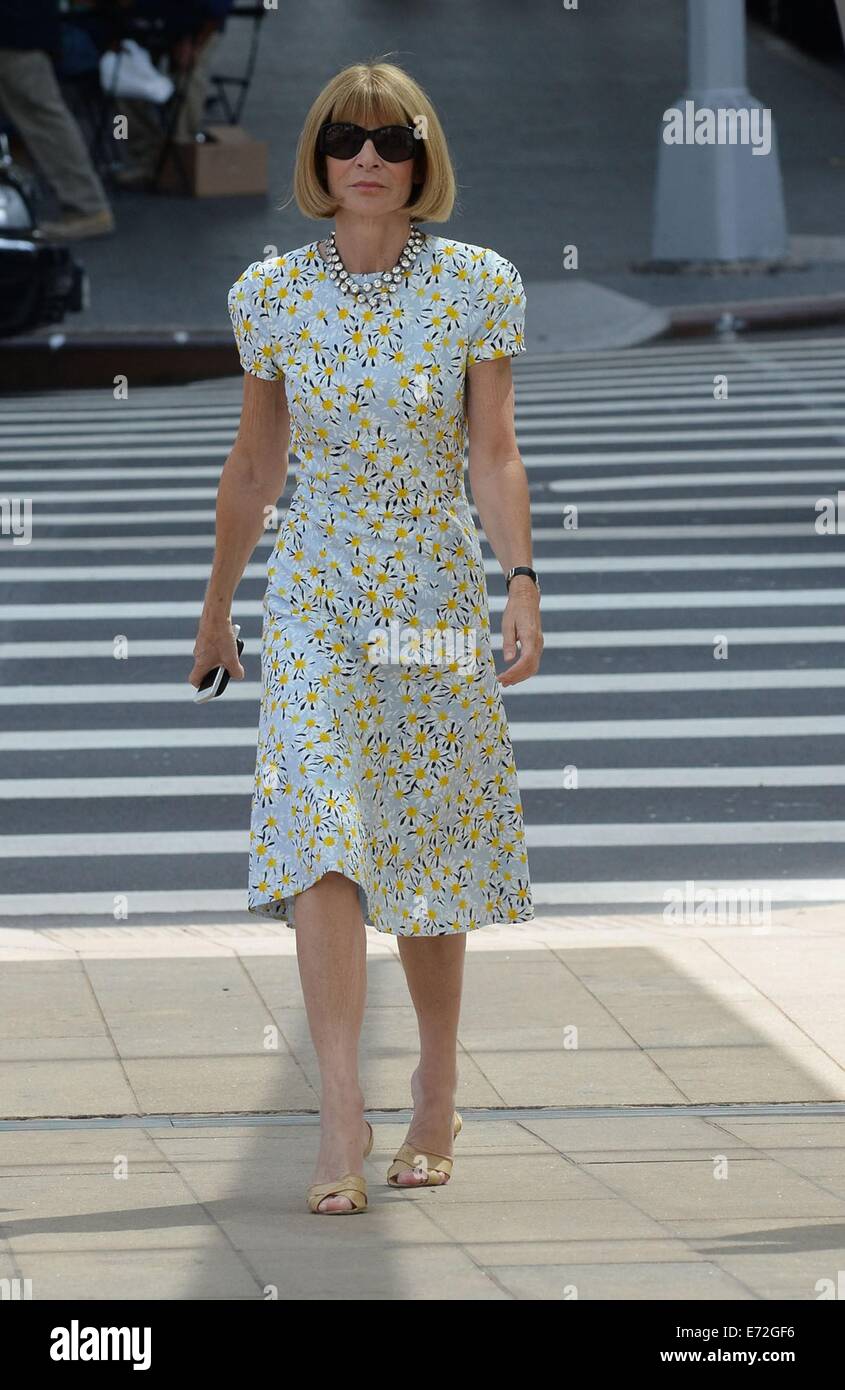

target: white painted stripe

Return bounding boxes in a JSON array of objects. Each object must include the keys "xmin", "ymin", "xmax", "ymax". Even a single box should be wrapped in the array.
[
  {"xmin": 2, "ymin": 765, "xmax": 842, "ymax": 799},
  {"xmin": 501, "ymin": 716, "xmax": 845, "ymax": 740},
  {"xmin": 2, "ymin": 403, "xmax": 844, "ymax": 427},
  {"xmin": 526, "ymin": 447, "xmax": 845, "ymax": 464},
  {"xmin": 0, "ymin": 821, "xmax": 841, "ymax": 858},
  {"xmin": 2, "ymin": 590, "xmax": 844, "ymax": 621},
  {"xmin": 0, "ymin": 447, "xmax": 232, "ymax": 464},
  {"xmin": 7, "ymin": 443, "xmax": 845, "ymax": 471},
  {"xmin": 518, "ymin": 380, "xmax": 843, "ymax": 395},
  {"xmin": 2, "ymin": 668, "xmax": 844, "ymax": 705},
  {"xmin": 0, "ymin": 878, "xmax": 841, "ymax": 915},
  {"xmin": 4, "ymin": 553, "xmax": 843, "ymax": 583},
  {"xmin": 7, "ymin": 486, "xmax": 219, "ymax": 501},
  {"xmin": 542, "ymin": 469, "xmax": 845, "ymax": 489},
  {"xmin": 1, "ymin": 508, "xmax": 219, "ymax": 527},
  {"xmin": 0, "ymin": 498, "xmax": 829, "ymax": 526},
  {"xmin": 5, "ymin": 423, "xmax": 845, "ymax": 463},
  {"xmin": 544, "ymin": 495, "xmax": 831, "ymax": 512},
  {"xmin": 515, "ymin": 426, "xmax": 845, "ymax": 444},
  {"xmin": 0, "ymin": 464, "xmax": 228, "ymax": 482},
  {"xmin": 0, "ymin": 775, "xmax": 252, "ymax": 798},
  {"xmin": 2, "ymin": 627, "xmax": 844, "ymax": 659},
  {"xmin": 0, "ymin": 728, "xmax": 255, "ymax": 752},
  {"xmin": 6, "ymin": 523, "xmax": 832, "ymax": 549},
  {"xmin": 518, "ymin": 555, "xmax": 844, "ymax": 572},
  {"xmin": 0, "ymin": 408, "xmax": 245, "ymax": 424},
  {"xmin": 517, "ymin": 879, "xmax": 845, "ymax": 906},
  {"xmin": 3, "ymin": 715, "xmax": 845, "ymax": 752},
  {"xmin": 512, "ymin": 766, "xmax": 845, "ymax": 789},
  {"xmin": 511, "ymin": 382, "xmax": 845, "ymax": 400},
  {"xmin": 514, "ymin": 372, "xmax": 845, "ymax": 389},
  {"xmin": 3, "ymin": 401, "xmax": 845, "ymax": 430},
  {"xmin": 539, "ymin": 523, "xmax": 832, "ymax": 539},
  {"xmin": 0, "ymin": 439, "xmax": 235, "ymax": 463},
  {"xmin": 515, "ymin": 407, "xmax": 845, "ymax": 424},
  {"xmin": 6, "ymin": 486, "xmax": 844, "ymax": 514},
  {"xmin": 529, "ymin": 822, "xmax": 845, "ymax": 846},
  {"xmin": 6, "ymin": 460, "xmax": 844, "ymax": 496},
  {"xmin": 3, "ymin": 489, "xmax": 840, "ymax": 515}
]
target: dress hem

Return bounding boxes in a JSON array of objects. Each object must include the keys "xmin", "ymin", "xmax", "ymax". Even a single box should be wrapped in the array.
[{"xmin": 246, "ymin": 871, "xmax": 534, "ymax": 936}]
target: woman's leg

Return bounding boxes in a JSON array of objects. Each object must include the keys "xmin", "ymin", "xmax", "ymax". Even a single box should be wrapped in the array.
[
  {"xmin": 294, "ymin": 871, "xmax": 369, "ymax": 1212},
  {"xmin": 394, "ymin": 933, "xmax": 467, "ymax": 1184}
]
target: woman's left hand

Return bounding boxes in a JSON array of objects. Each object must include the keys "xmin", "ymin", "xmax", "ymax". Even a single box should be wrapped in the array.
[{"xmin": 497, "ymin": 582, "xmax": 543, "ymax": 686}]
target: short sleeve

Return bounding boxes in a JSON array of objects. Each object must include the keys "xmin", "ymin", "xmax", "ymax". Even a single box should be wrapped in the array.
[
  {"xmin": 466, "ymin": 247, "xmax": 526, "ymax": 366},
  {"xmin": 227, "ymin": 259, "xmax": 287, "ymax": 380}
]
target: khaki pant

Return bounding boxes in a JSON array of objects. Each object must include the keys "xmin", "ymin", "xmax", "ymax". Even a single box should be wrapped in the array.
[
  {"xmin": 120, "ymin": 29, "xmax": 223, "ymax": 176},
  {"xmin": 0, "ymin": 47, "xmax": 110, "ymax": 217}
]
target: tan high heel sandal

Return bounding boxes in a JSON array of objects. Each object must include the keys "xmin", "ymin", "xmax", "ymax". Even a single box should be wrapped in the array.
[
  {"xmin": 307, "ymin": 1119, "xmax": 374, "ymax": 1215},
  {"xmin": 387, "ymin": 1110, "xmax": 462, "ymax": 1188}
]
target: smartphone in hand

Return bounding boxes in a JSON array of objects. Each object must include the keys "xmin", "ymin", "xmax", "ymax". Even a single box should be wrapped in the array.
[{"xmin": 193, "ymin": 624, "xmax": 244, "ymax": 704}]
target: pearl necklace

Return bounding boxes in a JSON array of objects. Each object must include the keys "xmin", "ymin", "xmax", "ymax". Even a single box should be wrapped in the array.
[{"xmin": 322, "ymin": 225, "xmax": 426, "ymax": 308}]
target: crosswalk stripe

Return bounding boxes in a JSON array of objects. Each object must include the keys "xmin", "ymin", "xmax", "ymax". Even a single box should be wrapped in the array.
[
  {"xmin": 4, "ymin": 422, "xmax": 845, "ymax": 458},
  {"xmin": 3, "ymin": 591, "xmax": 845, "ymax": 620},
  {"xmin": 3, "ymin": 715, "xmax": 845, "ymax": 752},
  {"xmin": 1, "ymin": 766, "xmax": 843, "ymax": 799},
  {"xmin": 5, "ymin": 445, "xmax": 845, "ymax": 469},
  {"xmin": 3, "ymin": 523, "xmax": 833, "ymax": 549},
  {"xmin": 2, "ymin": 497, "xmax": 832, "ymax": 524},
  {"xmin": 2, "ymin": 668, "xmax": 845, "ymax": 705},
  {"xmin": 0, "ymin": 821, "xmax": 843, "ymax": 858},
  {"xmin": 3, "ymin": 627, "xmax": 844, "ymax": 659},
  {"xmin": 4, "ymin": 553, "xmax": 844, "ymax": 581}
]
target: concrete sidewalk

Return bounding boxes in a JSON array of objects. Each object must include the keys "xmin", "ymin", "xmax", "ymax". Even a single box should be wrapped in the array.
[{"xmin": 1, "ymin": 909, "xmax": 843, "ymax": 1300}]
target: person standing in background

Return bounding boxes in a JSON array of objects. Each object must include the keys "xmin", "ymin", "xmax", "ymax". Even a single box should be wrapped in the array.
[
  {"xmin": 116, "ymin": 0, "xmax": 235, "ymax": 187},
  {"xmin": 0, "ymin": 0, "xmax": 114, "ymax": 239}
]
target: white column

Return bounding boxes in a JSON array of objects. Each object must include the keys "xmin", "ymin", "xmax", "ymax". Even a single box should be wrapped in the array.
[{"xmin": 651, "ymin": 0, "xmax": 788, "ymax": 262}]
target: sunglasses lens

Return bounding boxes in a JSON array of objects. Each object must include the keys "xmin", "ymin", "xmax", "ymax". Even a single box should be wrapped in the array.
[
  {"xmin": 322, "ymin": 124, "xmax": 415, "ymax": 162},
  {"xmin": 375, "ymin": 129, "xmax": 415, "ymax": 161},
  {"xmin": 322, "ymin": 124, "xmax": 362, "ymax": 158}
]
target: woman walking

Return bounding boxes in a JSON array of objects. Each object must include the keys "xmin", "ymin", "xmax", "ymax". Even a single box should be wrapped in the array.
[{"xmin": 190, "ymin": 60, "xmax": 543, "ymax": 1214}]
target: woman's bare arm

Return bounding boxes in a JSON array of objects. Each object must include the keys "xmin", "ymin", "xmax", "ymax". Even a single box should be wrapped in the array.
[
  {"xmin": 466, "ymin": 357, "xmax": 542, "ymax": 686},
  {"xmin": 188, "ymin": 373, "xmax": 290, "ymax": 688}
]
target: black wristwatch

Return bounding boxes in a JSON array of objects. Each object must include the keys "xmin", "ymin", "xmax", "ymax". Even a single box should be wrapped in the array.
[{"xmin": 506, "ymin": 565, "xmax": 540, "ymax": 596}]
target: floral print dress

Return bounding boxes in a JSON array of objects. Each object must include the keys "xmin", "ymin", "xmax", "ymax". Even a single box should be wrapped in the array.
[{"xmin": 227, "ymin": 232, "xmax": 534, "ymax": 935}]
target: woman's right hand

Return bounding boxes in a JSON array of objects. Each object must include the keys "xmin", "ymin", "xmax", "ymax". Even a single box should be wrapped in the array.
[{"xmin": 188, "ymin": 617, "xmax": 245, "ymax": 690}]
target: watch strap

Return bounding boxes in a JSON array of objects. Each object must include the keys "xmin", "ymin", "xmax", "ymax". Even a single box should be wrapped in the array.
[{"xmin": 506, "ymin": 565, "xmax": 539, "ymax": 591}]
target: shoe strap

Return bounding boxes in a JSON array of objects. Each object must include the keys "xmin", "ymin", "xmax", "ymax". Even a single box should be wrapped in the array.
[{"xmin": 390, "ymin": 1142, "xmax": 454, "ymax": 1171}]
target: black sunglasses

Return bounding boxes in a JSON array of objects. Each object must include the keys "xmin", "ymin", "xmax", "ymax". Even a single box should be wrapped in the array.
[{"xmin": 318, "ymin": 121, "xmax": 418, "ymax": 162}]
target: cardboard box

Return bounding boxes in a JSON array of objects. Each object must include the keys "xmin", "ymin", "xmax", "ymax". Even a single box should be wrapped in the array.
[{"xmin": 156, "ymin": 124, "xmax": 267, "ymax": 197}]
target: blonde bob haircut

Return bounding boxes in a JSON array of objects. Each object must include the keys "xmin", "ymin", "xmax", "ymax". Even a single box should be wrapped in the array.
[{"xmin": 290, "ymin": 59, "xmax": 457, "ymax": 224}]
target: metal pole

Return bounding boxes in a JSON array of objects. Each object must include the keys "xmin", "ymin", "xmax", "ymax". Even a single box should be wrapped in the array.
[{"xmin": 651, "ymin": 0, "xmax": 788, "ymax": 263}]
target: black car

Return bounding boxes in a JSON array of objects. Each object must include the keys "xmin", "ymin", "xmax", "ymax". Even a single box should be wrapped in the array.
[{"xmin": 0, "ymin": 135, "xmax": 87, "ymax": 338}]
